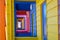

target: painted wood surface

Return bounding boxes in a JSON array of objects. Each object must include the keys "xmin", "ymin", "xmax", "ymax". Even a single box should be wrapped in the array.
[
  {"xmin": 0, "ymin": 0, "xmax": 6, "ymax": 40},
  {"xmin": 46, "ymin": 0, "xmax": 58, "ymax": 40}
]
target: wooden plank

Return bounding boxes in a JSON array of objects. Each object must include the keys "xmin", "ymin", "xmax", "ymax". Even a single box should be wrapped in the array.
[
  {"xmin": 36, "ymin": 0, "xmax": 44, "ymax": 5},
  {"xmin": 7, "ymin": 0, "xmax": 15, "ymax": 40},
  {"xmin": 11, "ymin": 0, "xmax": 15, "ymax": 40},
  {"xmin": 36, "ymin": 1, "xmax": 42, "ymax": 40},
  {"xmin": 0, "ymin": 0, "xmax": 6, "ymax": 40},
  {"xmin": 47, "ymin": 24, "xmax": 58, "ymax": 40},
  {"xmin": 46, "ymin": 0, "xmax": 58, "ymax": 40}
]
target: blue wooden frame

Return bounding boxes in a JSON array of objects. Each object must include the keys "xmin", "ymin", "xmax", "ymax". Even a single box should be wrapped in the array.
[
  {"xmin": 42, "ymin": 2, "xmax": 47, "ymax": 40},
  {"xmin": 14, "ymin": 2, "xmax": 37, "ymax": 37}
]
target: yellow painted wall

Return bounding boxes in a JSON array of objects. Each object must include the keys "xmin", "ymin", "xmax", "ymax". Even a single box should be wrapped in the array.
[{"xmin": 46, "ymin": 0, "xmax": 58, "ymax": 40}]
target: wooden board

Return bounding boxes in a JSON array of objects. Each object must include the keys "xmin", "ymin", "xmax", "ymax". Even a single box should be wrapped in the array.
[
  {"xmin": 0, "ymin": 0, "xmax": 6, "ymax": 40},
  {"xmin": 46, "ymin": 0, "xmax": 58, "ymax": 40},
  {"xmin": 36, "ymin": 0, "xmax": 44, "ymax": 40},
  {"xmin": 7, "ymin": 0, "xmax": 15, "ymax": 40}
]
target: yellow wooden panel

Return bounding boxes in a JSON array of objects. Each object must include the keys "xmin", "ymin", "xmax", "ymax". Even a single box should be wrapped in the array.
[
  {"xmin": 7, "ymin": 0, "xmax": 12, "ymax": 40},
  {"xmin": 36, "ymin": 0, "xmax": 44, "ymax": 5},
  {"xmin": 47, "ymin": 6, "xmax": 58, "ymax": 17},
  {"xmin": 48, "ymin": 33, "xmax": 58, "ymax": 40},
  {"xmin": 47, "ymin": 16, "xmax": 58, "ymax": 24},
  {"xmin": 16, "ymin": 0, "xmax": 35, "ymax": 2},
  {"xmin": 7, "ymin": 0, "xmax": 15, "ymax": 40},
  {"xmin": 47, "ymin": 0, "xmax": 58, "ymax": 10},
  {"xmin": 46, "ymin": 0, "xmax": 58, "ymax": 40},
  {"xmin": 46, "ymin": 0, "xmax": 52, "ymax": 4},
  {"xmin": 36, "ymin": 2, "xmax": 42, "ymax": 40},
  {"xmin": 47, "ymin": 24, "xmax": 58, "ymax": 33},
  {"xmin": 47, "ymin": 24, "xmax": 58, "ymax": 40}
]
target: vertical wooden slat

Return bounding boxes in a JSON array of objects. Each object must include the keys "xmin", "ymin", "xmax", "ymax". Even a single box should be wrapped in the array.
[
  {"xmin": 0, "ymin": 0, "xmax": 6, "ymax": 40},
  {"xmin": 36, "ymin": 0, "xmax": 44, "ymax": 40},
  {"xmin": 7, "ymin": 0, "xmax": 12, "ymax": 40},
  {"xmin": 11, "ymin": 0, "xmax": 15, "ymax": 40}
]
